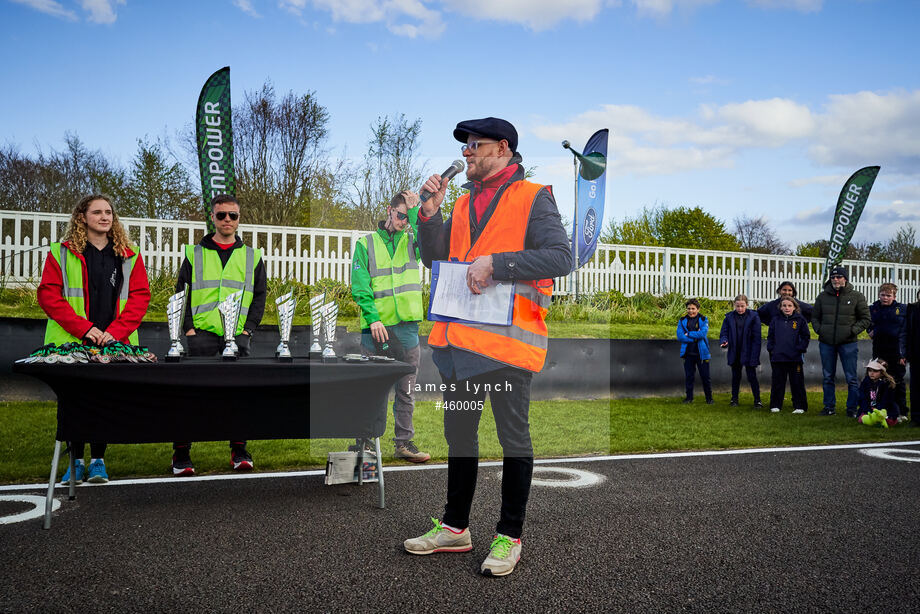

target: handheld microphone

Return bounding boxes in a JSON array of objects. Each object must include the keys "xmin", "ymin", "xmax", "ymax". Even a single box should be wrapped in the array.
[{"xmin": 419, "ymin": 159, "xmax": 465, "ymax": 202}]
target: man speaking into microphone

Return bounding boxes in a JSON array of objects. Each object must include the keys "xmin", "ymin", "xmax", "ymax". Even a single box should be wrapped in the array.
[{"xmin": 403, "ymin": 117, "xmax": 572, "ymax": 577}]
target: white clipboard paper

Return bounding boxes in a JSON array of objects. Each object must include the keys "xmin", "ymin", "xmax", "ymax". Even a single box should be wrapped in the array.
[{"xmin": 429, "ymin": 261, "xmax": 515, "ymax": 326}]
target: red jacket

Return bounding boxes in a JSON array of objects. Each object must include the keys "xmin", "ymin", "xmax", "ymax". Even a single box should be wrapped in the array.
[{"xmin": 37, "ymin": 241, "xmax": 151, "ymax": 343}]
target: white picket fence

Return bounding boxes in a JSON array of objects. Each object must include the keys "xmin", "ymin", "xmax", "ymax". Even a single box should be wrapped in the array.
[{"xmin": 2, "ymin": 209, "xmax": 918, "ymax": 303}]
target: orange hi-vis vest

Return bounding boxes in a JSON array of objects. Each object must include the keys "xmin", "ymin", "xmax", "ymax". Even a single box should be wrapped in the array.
[{"xmin": 428, "ymin": 180, "xmax": 553, "ymax": 372}]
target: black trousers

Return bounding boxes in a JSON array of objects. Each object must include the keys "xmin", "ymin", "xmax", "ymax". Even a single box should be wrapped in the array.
[
  {"xmin": 730, "ymin": 362, "xmax": 761, "ymax": 402},
  {"xmin": 770, "ymin": 361, "xmax": 808, "ymax": 411},
  {"xmin": 683, "ymin": 357, "xmax": 712, "ymax": 401},
  {"xmin": 70, "ymin": 442, "xmax": 107, "ymax": 459},
  {"xmin": 440, "ymin": 367, "xmax": 533, "ymax": 539},
  {"xmin": 173, "ymin": 329, "xmax": 249, "ymax": 452}
]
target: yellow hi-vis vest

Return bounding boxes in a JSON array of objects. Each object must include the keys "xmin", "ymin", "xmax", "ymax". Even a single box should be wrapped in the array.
[
  {"xmin": 428, "ymin": 181, "xmax": 553, "ymax": 372},
  {"xmin": 187, "ymin": 244, "xmax": 262, "ymax": 336},
  {"xmin": 43, "ymin": 242, "xmax": 139, "ymax": 345},
  {"xmin": 357, "ymin": 230, "xmax": 423, "ymax": 329}
]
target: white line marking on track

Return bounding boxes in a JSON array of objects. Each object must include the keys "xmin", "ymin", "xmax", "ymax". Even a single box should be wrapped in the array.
[
  {"xmin": 530, "ymin": 467, "xmax": 604, "ymax": 488},
  {"xmin": 0, "ymin": 495, "xmax": 60, "ymax": 525},
  {"xmin": 2, "ymin": 440, "xmax": 918, "ymax": 492},
  {"xmin": 858, "ymin": 448, "xmax": 920, "ymax": 463}
]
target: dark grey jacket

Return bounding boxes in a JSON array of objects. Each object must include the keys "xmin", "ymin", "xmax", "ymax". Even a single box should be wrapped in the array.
[{"xmin": 811, "ymin": 280, "xmax": 871, "ymax": 346}]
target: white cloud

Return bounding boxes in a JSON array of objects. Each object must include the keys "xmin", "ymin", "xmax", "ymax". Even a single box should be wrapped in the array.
[
  {"xmin": 440, "ymin": 0, "xmax": 605, "ymax": 30},
  {"xmin": 234, "ymin": 0, "xmax": 261, "ymax": 18},
  {"xmin": 80, "ymin": 0, "xmax": 125, "ymax": 24},
  {"xmin": 689, "ymin": 75, "xmax": 728, "ymax": 86},
  {"xmin": 533, "ymin": 90, "xmax": 920, "ymax": 178},
  {"xmin": 280, "ymin": 0, "xmax": 444, "ymax": 38},
  {"xmin": 746, "ymin": 0, "xmax": 822, "ymax": 13},
  {"xmin": 10, "ymin": 0, "xmax": 78, "ymax": 21},
  {"xmin": 630, "ymin": 0, "xmax": 719, "ymax": 18},
  {"xmin": 809, "ymin": 90, "xmax": 920, "ymax": 175}
]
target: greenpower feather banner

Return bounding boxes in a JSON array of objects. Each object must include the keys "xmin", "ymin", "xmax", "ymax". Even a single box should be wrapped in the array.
[
  {"xmin": 196, "ymin": 67, "xmax": 234, "ymax": 225},
  {"xmin": 823, "ymin": 166, "xmax": 880, "ymax": 277}
]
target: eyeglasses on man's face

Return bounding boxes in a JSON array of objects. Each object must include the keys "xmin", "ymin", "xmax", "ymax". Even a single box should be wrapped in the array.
[
  {"xmin": 461, "ymin": 139, "xmax": 498, "ymax": 154},
  {"xmin": 215, "ymin": 211, "xmax": 239, "ymax": 221}
]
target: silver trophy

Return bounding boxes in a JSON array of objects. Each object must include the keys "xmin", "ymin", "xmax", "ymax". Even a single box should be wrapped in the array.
[
  {"xmin": 218, "ymin": 290, "xmax": 244, "ymax": 361},
  {"xmin": 321, "ymin": 302, "xmax": 338, "ymax": 363},
  {"xmin": 165, "ymin": 288, "xmax": 187, "ymax": 362},
  {"xmin": 309, "ymin": 293, "xmax": 326, "ymax": 359},
  {"xmin": 275, "ymin": 291, "xmax": 296, "ymax": 362}
]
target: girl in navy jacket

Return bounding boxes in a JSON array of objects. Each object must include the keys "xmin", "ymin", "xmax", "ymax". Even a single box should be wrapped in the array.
[
  {"xmin": 857, "ymin": 358, "xmax": 899, "ymax": 427},
  {"xmin": 719, "ymin": 294, "xmax": 762, "ymax": 408},
  {"xmin": 766, "ymin": 297, "xmax": 810, "ymax": 413},
  {"xmin": 677, "ymin": 298, "xmax": 712, "ymax": 404}
]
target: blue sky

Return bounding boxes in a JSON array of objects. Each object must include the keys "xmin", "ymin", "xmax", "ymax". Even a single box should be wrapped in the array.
[{"xmin": 2, "ymin": 0, "xmax": 918, "ymax": 249}]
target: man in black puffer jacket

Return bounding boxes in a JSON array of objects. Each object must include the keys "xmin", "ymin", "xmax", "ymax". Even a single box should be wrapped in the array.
[{"xmin": 811, "ymin": 265, "xmax": 871, "ymax": 417}]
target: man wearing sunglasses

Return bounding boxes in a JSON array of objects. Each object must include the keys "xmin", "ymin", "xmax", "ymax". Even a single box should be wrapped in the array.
[
  {"xmin": 351, "ymin": 190, "xmax": 430, "ymax": 463},
  {"xmin": 171, "ymin": 194, "xmax": 267, "ymax": 475},
  {"xmin": 812, "ymin": 265, "xmax": 871, "ymax": 417},
  {"xmin": 404, "ymin": 117, "xmax": 572, "ymax": 577}
]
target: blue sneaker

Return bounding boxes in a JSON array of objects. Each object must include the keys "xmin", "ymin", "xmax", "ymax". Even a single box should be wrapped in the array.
[
  {"xmin": 60, "ymin": 460, "xmax": 85, "ymax": 485},
  {"xmin": 87, "ymin": 459, "xmax": 109, "ymax": 483}
]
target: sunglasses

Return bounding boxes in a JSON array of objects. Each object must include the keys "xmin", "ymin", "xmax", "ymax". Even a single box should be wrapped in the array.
[
  {"xmin": 393, "ymin": 211, "xmax": 408, "ymax": 221},
  {"xmin": 215, "ymin": 211, "xmax": 239, "ymax": 221},
  {"xmin": 830, "ymin": 275, "xmax": 844, "ymax": 279},
  {"xmin": 461, "ymin": 139, "xmax": 498, "ymax": 154}
]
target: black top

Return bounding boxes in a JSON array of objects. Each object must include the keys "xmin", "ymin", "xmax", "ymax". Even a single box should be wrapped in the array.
[
  {"xmin": 83, "ymin": 240, "xmax": 122, "ymax": 332},
  {"xmin": 175, "ymin": 233, "xmax": 268, "ymax": 333}
]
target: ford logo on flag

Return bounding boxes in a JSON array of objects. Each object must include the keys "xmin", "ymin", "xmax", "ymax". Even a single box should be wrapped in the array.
[{"xmin": 583, "ymin": 208, "xmax": 597, "ymax": 244}]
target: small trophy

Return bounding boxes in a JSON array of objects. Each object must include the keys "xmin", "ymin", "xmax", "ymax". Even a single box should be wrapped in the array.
[
  {"xmin": 321, "ymin": 302, "xmax": 338, "ymax": 363},
  {"xmin": 218, "ymin": 290, "xmax": 244, "ymax": 361},
  {"xmin": 309, "ymin": 293, "xmax": 326, "ymax": 360},
  {"xmin": 275, "ymin": 291, "xmax": 296, "ymax": 362},
  {"xmin": 165, "ymin": 287, "xmax": 187, "ymax": 362}
]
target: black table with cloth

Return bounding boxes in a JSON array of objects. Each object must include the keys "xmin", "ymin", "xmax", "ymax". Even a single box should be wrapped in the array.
[{"xmin": 12, "ymin": 357, "xmax": 415, "ymax": 528}]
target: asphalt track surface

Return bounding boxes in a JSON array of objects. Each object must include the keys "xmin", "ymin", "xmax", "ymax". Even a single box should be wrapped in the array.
[{"xmin": 1, "ymin": 444, "xmax": 919, "ymax": 613}]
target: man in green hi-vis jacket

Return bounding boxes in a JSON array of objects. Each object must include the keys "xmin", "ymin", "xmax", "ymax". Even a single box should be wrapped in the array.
[{"xmin": 351, "ymin": 190, "xmax": 430, "ymax": 463}]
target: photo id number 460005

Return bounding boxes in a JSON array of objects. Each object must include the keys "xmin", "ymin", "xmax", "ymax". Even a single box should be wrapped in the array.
[{"xmin": 436, "ymin": 400, "xmax": 484, "ymax": 411}]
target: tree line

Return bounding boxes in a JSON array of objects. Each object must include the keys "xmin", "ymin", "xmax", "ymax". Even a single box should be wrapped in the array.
[
  {"xmin": 601, "ymin": 204, "xmax": 919, "ymax": 264},
  {"xmin": 0, "ymin": 81, "xmax": 427, "ymax": 230},
  {"xmin": 1, "ymin": 79, "xmax": 915, "ymax": 264}
]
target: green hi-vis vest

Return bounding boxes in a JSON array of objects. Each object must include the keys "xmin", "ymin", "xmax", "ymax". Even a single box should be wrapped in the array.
[
  {"xmin": 187, "ymin": 244, "xmax": 262, "ymax": 336},
  {"xmin": 44, "ymin": 242, "xmax": 139, "ymax": 345},
  {"xmin": 358, "ymin": 230, "xmax": 423, "ymax": 329}
]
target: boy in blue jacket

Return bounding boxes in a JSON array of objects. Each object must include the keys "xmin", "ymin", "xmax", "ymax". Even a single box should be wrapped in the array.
[
  {"xmin": 767, "ymin": 297, "xmax": 810, "ymax": 413},
  {"xmin": 677, "ymin": 298, "xmax": 712, "ymax": 404}
]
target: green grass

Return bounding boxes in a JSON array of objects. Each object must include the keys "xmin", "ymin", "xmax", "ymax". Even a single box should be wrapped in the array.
[
  {"xmin": 0, "ymin": 399, "xmax": 610, "ymax": 484},
  {"xmin": 4, "ymin": 393, "xmax": 917, "ymax": 485},
  {"xmin": 609, "ymin": 391, "xmax": 920, "ymax": 452}
]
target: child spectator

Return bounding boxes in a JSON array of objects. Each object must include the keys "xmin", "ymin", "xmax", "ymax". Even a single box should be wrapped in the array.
[
  {"xmin": 857, "ymin": 358, "xmax": 899, "ymax": 427},
  {"xmin": 719, "ymin": 294, "xmax": 763, "ymax": 408},
  {"xmin": 867, "ymin": 283, "xmax": 907, "ymax": 422},
  {"xmin": 758, "ymin": 281, "xmax": 813, "ymax": 327},
  {"xmin": 677, "ymin": 298, "xmax": 713, "ymax": 404},
  {"xmin": 766, "ymin": 297, "xmax": 810, "ymax": 414}
]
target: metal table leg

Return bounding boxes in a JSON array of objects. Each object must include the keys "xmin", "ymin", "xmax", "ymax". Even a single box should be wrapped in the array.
[
  {"xmin": 43, "ymin": 440, "xmax": 62, "ymax": 530},
  {"xmin": 375, "ymin": 436, "xmax": 385, "ymax": 509}
]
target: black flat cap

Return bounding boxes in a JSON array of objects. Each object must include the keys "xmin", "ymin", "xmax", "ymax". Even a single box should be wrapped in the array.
[{"xmin": 453, "ymin": 117, "xmax": 518, "ymax": 152}]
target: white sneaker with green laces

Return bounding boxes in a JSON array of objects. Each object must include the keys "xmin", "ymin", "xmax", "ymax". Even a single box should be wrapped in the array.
[
  {"xmin": 404, "ymin": 518, "xmax": 472, "ymax": 555},
  {"xmin": 480, "ymin": 534, "xmax": 522, "ymax": 577}
]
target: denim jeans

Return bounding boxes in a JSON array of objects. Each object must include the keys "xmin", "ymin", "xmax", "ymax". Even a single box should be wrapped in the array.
[{"xmin": 818, "ymin": 341, "xmax": 859, "ymax": 412}]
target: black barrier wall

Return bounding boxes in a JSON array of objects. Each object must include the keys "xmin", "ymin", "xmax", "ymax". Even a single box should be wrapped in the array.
[{"xmin": 0, "ymin": 318, "xmax": 891, "ymax": 401}]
